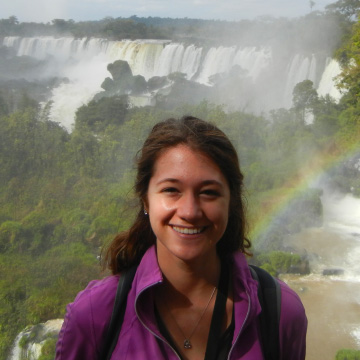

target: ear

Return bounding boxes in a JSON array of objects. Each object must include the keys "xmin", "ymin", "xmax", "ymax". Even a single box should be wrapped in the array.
[{"xmin": 143, "ymin": 199, "xmax": 148, "ymax": 214}]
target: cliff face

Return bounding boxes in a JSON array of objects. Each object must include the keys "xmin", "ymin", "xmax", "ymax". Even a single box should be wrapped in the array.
[{"xmin": 9, "ymin": 319, "xmax": 63, "ymax": 360}]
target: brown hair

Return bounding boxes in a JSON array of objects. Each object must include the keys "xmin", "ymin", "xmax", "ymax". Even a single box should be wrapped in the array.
[{"xmin": 103, "ymin": 116, "xmax": 251, "ymax": 274}]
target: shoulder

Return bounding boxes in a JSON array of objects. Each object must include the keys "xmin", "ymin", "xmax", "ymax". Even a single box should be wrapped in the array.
[
  {"xmin": 278, "ymin": 280, "xmax": 307, "ymax": 360},
  {"xmin": 69, "ymin": 275, "xmax": 120, "ymax": 334},
  {"xmin": 74, "ymin": 275, "xmax": 120, "ymax": 310},
  {"xmin": 56, "ymin": 275, "xmax": 120, "ymax": 360},
  {"xmin": 278, "ymin": 280, "xmax": 307, "ymax": 325}
]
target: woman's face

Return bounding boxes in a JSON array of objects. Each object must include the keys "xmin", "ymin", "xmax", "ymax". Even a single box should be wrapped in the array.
[{"xmin": 146, "ymin": 144, "xmax": 230, "ymax": 264}]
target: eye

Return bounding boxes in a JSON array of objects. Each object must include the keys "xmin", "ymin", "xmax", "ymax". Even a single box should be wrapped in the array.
[
  {"xmin": 201, "ymin": 189, "xmax": 221, "ymax": 197},
  {"xmin": 161, "ymin": 187, "xmax": 179, "ymax": 193}
]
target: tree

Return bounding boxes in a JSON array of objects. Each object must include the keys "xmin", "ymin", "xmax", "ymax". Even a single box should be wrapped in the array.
[
  {"xmin": 292, "ymin": 80, "xmax": 318, "ymax": 123},
  {"xmin": 326, "ymin": 0, "xmax": 360, "ymax": 19},
  {"xmin": 51, "ymin": 19, "xmax": 75, "ymax": 34},
  {"xmin": 75, "ymin": 95, "xmax": 129, "ymax": 132},
  {"xmin": 0, "ymin": 93, "xmax": 9, "ymax": 117},
  {"xmin": 0, "ymin": 16, "xmax": 19, "ymax": 36},
  {"xmin": 312, "ymin": 94, "xmax": 341, "ymax": 138},
  {"xmin": 336, "ymin": 19, "xmax": 360, "ymax": 102}
]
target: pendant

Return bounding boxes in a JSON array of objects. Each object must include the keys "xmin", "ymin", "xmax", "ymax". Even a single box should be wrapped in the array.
[{"xmin": 184, "ymin": 339, "xmax": 192, "ymax": 349}]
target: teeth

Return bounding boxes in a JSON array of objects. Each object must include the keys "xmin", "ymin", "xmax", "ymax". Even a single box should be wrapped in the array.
[{"xmin": 173, "ymin": 226, "xmax": 204, "ymax": 234}]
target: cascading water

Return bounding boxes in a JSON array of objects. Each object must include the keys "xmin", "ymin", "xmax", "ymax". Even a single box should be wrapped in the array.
[
  {"xmin": 1, "ymin": 36, "xmax": 342, "ymax": 131},
  {"xmin": 283, "ymin": 189, "xmax": 360, "ymax": 359},
  {"xmin": 283, "ymin": 54, "xmax": 318, "ymax": 105},
  {"xmin": 153, "ymin": 43, "xmax": 202, "ymax": 78},
  {"xmin": 9, "ymin": 319, "xmax": 63, "ymax": 360},
  {"xmin": 317, "ymin": 58, "xmax": 343, "ymax": 99},
  {"xmin": 194, "ymin": 46, "xmax": 272, "ymax": 84}
]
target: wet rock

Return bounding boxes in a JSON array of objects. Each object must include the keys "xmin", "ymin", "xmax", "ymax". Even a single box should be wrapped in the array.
[
  {"xmin": 322, "ymin": 268, "xmax": 344, "ymax": 276},
  {"xmin": 288, "ymin": 260, "xmax": 310, "ymax": 275}
]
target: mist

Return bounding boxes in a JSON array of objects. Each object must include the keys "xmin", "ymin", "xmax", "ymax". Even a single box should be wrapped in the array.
[
  {"xmin": 1, "ymin": 4, "xmax": 360, "ymax": 360},
  {"xmin": 0, "ymin": 13, "xmax": 344, "ymax": 130}
]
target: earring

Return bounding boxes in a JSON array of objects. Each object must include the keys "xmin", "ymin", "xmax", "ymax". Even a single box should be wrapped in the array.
[{"xmin": 144, "ymin": 209, "xmax": 148, "ymax": 215}]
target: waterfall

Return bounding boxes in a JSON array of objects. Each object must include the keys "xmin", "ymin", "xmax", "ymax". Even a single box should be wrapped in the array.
[
  {"xmin": 9, "ymin": 319, "xmax": 63, "ymax": 360},
  {"xmin": 282, "ymin": 54, "xmax": 342, "ymax": 108},
  {"xmin": 321, "ymin": 191, "xmax": 360, "ymax": 281},
  {"xmin": 193, "ymin": 46, "xmax": 271, "ymax": 85},
  {"xmin": 283, "ymin": 54, "xmax": 317, "ymax": 107},
  {"xmin": 1, "ymin": 36, "xmax": 341, "ymax": 131},
  {"xmin": 196, "ymin": 46, "xmax": 237, "ymax": 84},
  {"xmin": 106, "ymin": 40, "xmax": 167, "ymax": 79},
  {"xmin": 283, "ymin": 189, "xmax": 360, "ymax": 358},
  {"xmin": 317, "ymin": 58, "xmax": 342, "ymax": 100}
]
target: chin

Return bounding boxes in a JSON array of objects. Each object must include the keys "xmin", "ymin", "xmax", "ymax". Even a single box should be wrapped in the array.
[{"xmin": 172, "ymin": 244, "xmax": 217, "ymax": 263}]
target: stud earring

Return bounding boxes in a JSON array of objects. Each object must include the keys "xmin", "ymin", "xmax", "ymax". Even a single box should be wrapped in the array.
[{"xmin": 144, "ymin": 209, "xmax": 148, "ymax": 215}]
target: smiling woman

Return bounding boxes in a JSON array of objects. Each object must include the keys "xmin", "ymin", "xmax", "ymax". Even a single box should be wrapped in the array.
[
  {"xmin": 55, "ymin": 116, "xmax": 307, "ymax": 360},
  {"xmin": 147, "ymin": 145, "xmax": 231, "ymax": 266}
]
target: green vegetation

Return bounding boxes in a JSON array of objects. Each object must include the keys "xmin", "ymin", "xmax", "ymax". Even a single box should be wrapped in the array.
[
  {"xmin": 255, "ymin": 251, "xmax": 303, "ymax": 276},
  {"xmin": 0, "ymin": 78, "xmax": 358, "ymax": 356},
  {"xmin": 38, "ymin": 338, "xmax": 57, "ymax": 360},
  {"xmin": 336, "ymin": 348, "xmax": 360, "ymax": 359},
  {"xmin": 0, "ymin": 2, "xmax": 360, "ymax": 358}
]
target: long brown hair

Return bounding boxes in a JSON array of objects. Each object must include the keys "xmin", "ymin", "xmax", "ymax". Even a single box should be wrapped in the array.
[{"xmin": 103, "ymin": 116, "xmax": 251, "ymax": 274}]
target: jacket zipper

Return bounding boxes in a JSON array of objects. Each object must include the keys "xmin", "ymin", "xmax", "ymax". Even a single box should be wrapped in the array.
[
  {"xmin": 135, "ymin": 282, "xmax": 182, "ymax": 360},
  {"xmin": 226, "ymin": 292, "xmax": 251, "ymax": 360}
]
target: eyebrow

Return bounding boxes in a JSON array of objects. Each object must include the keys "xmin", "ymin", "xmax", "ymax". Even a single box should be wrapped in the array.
[{"xmin": 155, "ymin": 178, "xmax": 224, "ymax": 187}]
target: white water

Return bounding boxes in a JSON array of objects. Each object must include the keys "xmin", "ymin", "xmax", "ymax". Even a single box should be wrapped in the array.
[
  {"xmin": 1, "ymin": 36, "xmax": 342, "ymax": 131},
  {"xmin": 283, "ymin": 54, "xmax": 318, "ymax": 106},
  {"xmin": 9, "ymin": 319, "xmax": 63, "ymax": 360},
  {"xmin": 317, "ymin": 58, "xmax": 343, "ymax": 100},
  {"xmin": 283, "ymin": 191, "xmax": 360, "ymax": 359},
  {"xmin": 297, "ymin": 191, "xmax": 360, "ymax": 281}
]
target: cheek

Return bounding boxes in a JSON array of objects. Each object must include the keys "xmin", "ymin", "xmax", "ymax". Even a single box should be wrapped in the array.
[
  {"xmin": 159, "ymin": 197, "xmax": 177, "ymax": 212},
  {"xmin": 207, "ymin": 204, "xmax": 229, "ymax": 227},
  {"xmin": 148, "ymin": 196, "xmax": 176, "ymax": 215},
  {"xmin": 220, "ymin": 202, "xmax": 231, "ymax": 231}
]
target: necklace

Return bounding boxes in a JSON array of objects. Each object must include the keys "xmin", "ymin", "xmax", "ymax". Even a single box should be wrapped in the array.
[{"xmin": 164, "ymin": 286, "xmax": 217, "ymax": 349}]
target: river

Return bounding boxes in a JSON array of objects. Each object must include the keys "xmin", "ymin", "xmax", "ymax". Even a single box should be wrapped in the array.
[{"xmin": 282, "ymin": 191, "xmax": 360, "ymax": 359}]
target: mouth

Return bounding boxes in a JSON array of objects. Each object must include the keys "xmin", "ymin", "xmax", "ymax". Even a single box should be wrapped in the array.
[{"xmin": 172, "ymin": 226, "xmax": 206, "ymax": 235}]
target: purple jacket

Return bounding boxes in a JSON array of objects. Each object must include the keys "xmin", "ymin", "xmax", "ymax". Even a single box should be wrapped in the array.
[{"xmin": 56, "ymin": 246, "xmax": 307, "ymax": 359}]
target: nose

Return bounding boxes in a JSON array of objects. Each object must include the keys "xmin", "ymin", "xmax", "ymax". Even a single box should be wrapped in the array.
[{"xmin": 176, "ymin": 192, "xmax": 202, "ymax": 221}]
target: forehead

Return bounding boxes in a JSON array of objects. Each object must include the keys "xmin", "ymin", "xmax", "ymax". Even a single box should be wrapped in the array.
[{"xmin": 151, "ymin": 144, "xmax": 226, "ymax": 183}]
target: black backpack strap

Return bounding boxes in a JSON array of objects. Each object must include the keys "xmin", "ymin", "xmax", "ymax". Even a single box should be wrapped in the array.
[
  {"xmin": 249, "ymin": 265, "xmax": 281, "ymax": 360},
  {"xmin": 204, "ymin": 259, "xmax": 229, "ymax": 360},
  {"xmin": 100, "ymin": 265, "xmax": 137, "ymax": 360}
]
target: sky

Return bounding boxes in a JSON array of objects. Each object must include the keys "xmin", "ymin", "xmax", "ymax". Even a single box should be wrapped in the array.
[{"xmin": 1, "ymin": 0, "xmax": 337, "ymax": 23}]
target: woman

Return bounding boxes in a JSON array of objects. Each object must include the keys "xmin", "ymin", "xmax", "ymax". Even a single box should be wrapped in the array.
[{"xmin": 56, "ymin": 116, "xmax": 307, "ymax": 359}]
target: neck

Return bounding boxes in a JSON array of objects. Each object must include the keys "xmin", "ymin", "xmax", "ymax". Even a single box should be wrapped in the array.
[{"xmin": 156, "ymin": 245, "xmax": 221, "ymax": 298}]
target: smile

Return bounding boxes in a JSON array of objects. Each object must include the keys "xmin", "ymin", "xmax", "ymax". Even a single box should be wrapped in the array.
[{"xmin": 172, "ymin": 226, "xmax": 205, "ymax": 235}]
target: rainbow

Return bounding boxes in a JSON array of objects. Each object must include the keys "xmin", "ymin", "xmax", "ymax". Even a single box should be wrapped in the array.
[{"xmin": 249, "ymin": 139, "xmax": 360, "ymax": 242}]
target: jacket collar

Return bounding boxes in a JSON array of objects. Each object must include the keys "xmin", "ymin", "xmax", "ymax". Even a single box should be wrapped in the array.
[
  {"xmin": 231, "ymin": 252, "xmax": 261, "ymax": 338},
  {"xmin": 133, "ymin": 246, "xmax": 259, "ymax": 297},
  {"xmin": 133, "ymin": 245, "xmax": 261, "ymax": 341},
  {"xmin": 133, "ymin": 245, "xmax": 163, "ymax": 296},
  {"xmin": 133, "ymin": 246, "xmax": 164, "ymax": 336}
]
